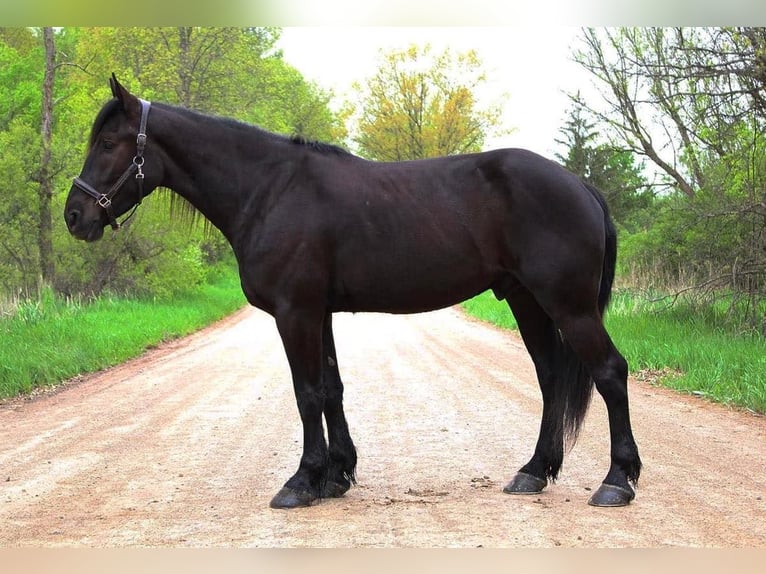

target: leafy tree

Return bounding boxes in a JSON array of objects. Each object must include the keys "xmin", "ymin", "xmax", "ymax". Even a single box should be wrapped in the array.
[
  {"xmin": 0, "ymin": 28, "xmax": 40, "ymax": 129},
  {"xmin": 0, "ymin": 27, "xmax": 347, "ymax": 302},
  {"xmin": 352, "ymin": 44, "xmax": 507, "ymax": 161},
  {"xmin": 0, "ymin": 28, "xmax": 44, "ymax": 294},
  {"xmin": 555, "ymin": 97, "xmax": 652, "ymax": 231},
  {"xmin": 71, "ymin": 27, "xmax": 345, "ymax": 141},
  {"xmin": 573, "ymin": 27, "xmax": 766, "ymax": 199},
  {"xmin": 0, "ymin": 119, "xmax": 40, "ymax": 294},
  {"xmin": 573, "ymin": 27, "xmax": 766, "ymax": 333}
]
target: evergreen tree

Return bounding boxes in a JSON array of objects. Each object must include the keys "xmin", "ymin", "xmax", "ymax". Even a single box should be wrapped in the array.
[{"xmin": 555, "ymin": 97, "xmax": 652, "ymax": 231}]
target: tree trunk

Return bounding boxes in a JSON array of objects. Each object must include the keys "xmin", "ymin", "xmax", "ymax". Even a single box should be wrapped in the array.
[
  {"xmin": 178, "ymin": 27, "xmax": 193, "ymax": 107},
  {"xmin": 38, "ymin": 26, "xmax": 55, "ymax": 286}
]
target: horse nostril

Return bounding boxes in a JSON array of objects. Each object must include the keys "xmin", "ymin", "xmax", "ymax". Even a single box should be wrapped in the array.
[{"xmin": 66, "ymin": 209, "xmax": 80, "ymax": 228}]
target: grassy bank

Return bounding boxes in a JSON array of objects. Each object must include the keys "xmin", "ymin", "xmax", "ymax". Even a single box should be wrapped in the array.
[
  {"xmin": 462, "ymin": 290, "xmax": 766, "ymax": 414},
  {"xmin": 0, "ymin": 265, "xmax": 246, "ymax": 399}
]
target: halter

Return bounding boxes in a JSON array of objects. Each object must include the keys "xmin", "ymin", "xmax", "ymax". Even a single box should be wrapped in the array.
[{"xmin": 72, "ymin": 98, "xmax": 151, "ymax": 230}]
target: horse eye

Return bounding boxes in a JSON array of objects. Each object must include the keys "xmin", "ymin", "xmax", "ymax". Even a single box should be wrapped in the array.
[{"xmin": 103, "ymin": 140, "xmax": 114, "ymax": 151}]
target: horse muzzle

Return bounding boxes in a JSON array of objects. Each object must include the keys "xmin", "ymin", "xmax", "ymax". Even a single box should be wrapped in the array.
[{"xmin": 65, "ymin": 205, "xmax": 106, "ymax": 242}]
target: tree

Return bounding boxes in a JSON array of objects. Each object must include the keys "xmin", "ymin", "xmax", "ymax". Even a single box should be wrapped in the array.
[
  {"xmin": 573, "ymin": 27, "xmax": 766, "ymax": 333},
  {"xmin": 72, "ymin": 27, "xmax": 345, "ymax": 142},
  {"xmin": 0, "ymin": 28, "xmax": 44, "ymax": 294},
  {"xmin": 0, "ymin": 28, "xmax": 39, "ymax": 130},
  {"xmin": 0, "ymin": 27, "xmax": 347, "ymax": 301},
  {"xmin": 38, "ymin": 26, "xmax": 55, "ymax": 284},
  {"xmin": 555, "ymin": 97, "xmax": 651, "ymax": 231},
  {"xmin": 573, "ymin": 28, "xmax": 766, "ymax": 199},
  {"xmin": 352, "ymin": 44, "xmax": 507, "ymax": 161}
]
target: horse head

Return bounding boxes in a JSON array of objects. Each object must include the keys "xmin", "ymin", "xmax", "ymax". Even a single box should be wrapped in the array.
[{"xmin": 65, "ymin": 75, "xmax": 158, "ymax": 241}]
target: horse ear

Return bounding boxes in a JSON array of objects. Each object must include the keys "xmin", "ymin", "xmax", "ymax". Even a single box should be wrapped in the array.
[
  {"xmin": 109, "ymin": 73, "xmax": 139, "ymax": 116},
  {"xmin": 109, "ymin": 73, "xmax": 121, "ymax": 100}
]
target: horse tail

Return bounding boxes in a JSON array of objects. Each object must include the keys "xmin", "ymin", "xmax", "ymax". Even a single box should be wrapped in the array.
[
  {"xmin": 583, "ymin": 181, "xmax": 618, "ymax": 316},
  {"xmin": 550, "ymin": 181, "xmax": 616, "ymax": 458},
  {"xmin": 553, "ymin": 332, "xmax": 593, "ymax": 454}
]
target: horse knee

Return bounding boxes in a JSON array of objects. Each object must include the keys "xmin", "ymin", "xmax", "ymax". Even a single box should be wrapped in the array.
[{"xmin": 295, "ymin": 387, "xmax": 326, "ymax": 422}]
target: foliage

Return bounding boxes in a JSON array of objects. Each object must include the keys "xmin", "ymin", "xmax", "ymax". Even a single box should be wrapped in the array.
[
  {"xmin": 0, "ymin": 28, "xmax": 41, "ymax": 128},
  {"xmin": 0, "ymin": 119, "xmax": 40, "ymax": 294},
  {"xmin": 351, "ymin": 44, "xmax": 507, "ymax": 161},
  {"xmin": 573, "ymin": 27, "xmax": 766, "ymax": 334}
]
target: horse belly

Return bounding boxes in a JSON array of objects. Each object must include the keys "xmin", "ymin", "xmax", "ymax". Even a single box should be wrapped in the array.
[{"xmin": 332, "ymin": 245, "xmax": 496, "ymax": 314}]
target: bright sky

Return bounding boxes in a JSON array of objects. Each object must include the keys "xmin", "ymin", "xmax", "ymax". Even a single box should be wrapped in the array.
[{"xmin": 277, "ymin": 26, "xmax": 591, "ymax": 160}]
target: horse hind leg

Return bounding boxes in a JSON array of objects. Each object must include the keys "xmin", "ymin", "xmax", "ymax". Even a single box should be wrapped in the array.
[
  {"xmin": 556, "ymin": 312, "xmax": 642, "ymax": 506},
  {"xmin": 501, "ymin": 285, "xmax": 586, "ymax": 496}
]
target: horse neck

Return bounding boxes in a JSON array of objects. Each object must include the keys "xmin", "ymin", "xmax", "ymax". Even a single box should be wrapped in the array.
[{"xmin": 151, "ymin": 104, "xmax": 288, "ymax": 241}]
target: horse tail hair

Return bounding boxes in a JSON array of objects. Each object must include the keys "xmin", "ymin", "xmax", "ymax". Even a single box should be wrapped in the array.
[
  {"xmin": 551, "ymin": 331, "xmax": 593, "ymax": 462},
  {"xmin": 583, "ymin": 181, "xmax": 617, "ymax": 316},
  {"xmin": 548, "ymin": 181, "xmax": 616, "ymax": 468}
]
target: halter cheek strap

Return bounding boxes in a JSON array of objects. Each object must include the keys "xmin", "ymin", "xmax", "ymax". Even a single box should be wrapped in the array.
[{"xmin": 73, "ymin": 98, "xmax": 151, "ymax": 230}]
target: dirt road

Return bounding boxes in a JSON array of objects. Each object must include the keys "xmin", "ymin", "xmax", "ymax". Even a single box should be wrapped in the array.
[{"xmin": 1, "ymin": 306, "xmax": 765, "ymax": 547}]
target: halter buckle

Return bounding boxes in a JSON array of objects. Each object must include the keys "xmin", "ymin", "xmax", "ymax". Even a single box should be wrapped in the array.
[
  {"xmin": 97, "ymin": 194, "xmax": 112, "ymax": 208},
  {"xmin": 133, "ymin": 155, "xmax": 145, "ymax": 180}
]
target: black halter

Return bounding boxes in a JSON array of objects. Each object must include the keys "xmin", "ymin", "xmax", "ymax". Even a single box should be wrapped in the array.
[{"xmin": 73, "ymin": 98, "xmax": 151, "ymax": 230}]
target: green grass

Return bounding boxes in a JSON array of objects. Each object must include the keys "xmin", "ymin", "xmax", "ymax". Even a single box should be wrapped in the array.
[
  {"xmin": 462, "ymin": 290, "xmax": 766, "ymax": 414},
  {"xmin": 462, "ymin": 292, "xmax": 518, "ymax": 331},
  {"xmin": 0, "ymin": 264, "xmax": 246, "ymax": 399}
]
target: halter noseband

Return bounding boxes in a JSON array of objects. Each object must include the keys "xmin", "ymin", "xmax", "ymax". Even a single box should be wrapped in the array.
[{"xmin": 72, "ymin": 98, "xmax": 151, "ymax": 230}]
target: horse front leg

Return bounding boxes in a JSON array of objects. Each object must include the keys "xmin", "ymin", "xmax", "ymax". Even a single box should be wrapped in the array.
[
  {"xmin": 270, "ymin": 306, "xmax": 328, "ymax": 509},
  {"xmin": 321, "ymin": 312, "xmax": 357, "ymax": 498}
]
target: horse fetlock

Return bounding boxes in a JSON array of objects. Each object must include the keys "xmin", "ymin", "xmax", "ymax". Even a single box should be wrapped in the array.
[
  {"xmin": 609, "ymin": 443, "xmax": 642, "ymax": 485},
  {"xmin": 321, "ymin": 478, "xmax": 351, "ymax": 498}
]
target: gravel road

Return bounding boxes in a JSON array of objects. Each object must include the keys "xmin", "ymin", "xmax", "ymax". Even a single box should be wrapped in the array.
[{"xmin": 1, "ymin": 306, "xmax": 764, "ymax": 547}]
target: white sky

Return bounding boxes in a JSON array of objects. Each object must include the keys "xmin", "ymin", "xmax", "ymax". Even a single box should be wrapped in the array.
[{"xmin": 277, "ymin": 26, "xmax": 592, "ymax": 160}]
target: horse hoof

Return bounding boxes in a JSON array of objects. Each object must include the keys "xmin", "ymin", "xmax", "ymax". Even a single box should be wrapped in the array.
[
  {"xmin": 322, "ymin": 480, "xmax": 350, "ymax": 498},
  {"xmin": 269, "ymin": 487, "xmax": 316, "ymax": 509},
  {"xmin": 503, "ymin": 472, "xmax": 547, "ymax": 495},
  {"xmin": 587, "ymin": 483, "xmax": 635, "ymax": 507}
]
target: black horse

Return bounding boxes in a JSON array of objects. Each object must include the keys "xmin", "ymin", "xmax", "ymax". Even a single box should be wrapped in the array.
[{"xmin": 65, "ymin": 76, "xmax": 641, "ymax": 509}]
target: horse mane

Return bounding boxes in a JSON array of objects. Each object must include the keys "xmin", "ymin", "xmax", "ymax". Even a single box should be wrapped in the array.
[
  {"xmin": 90, "ymin": 98, "xmax": 350, "ymax": 158},
  {"xmin": 289, "ymin": 135, "xmax": 351, "ymax": 156}
]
